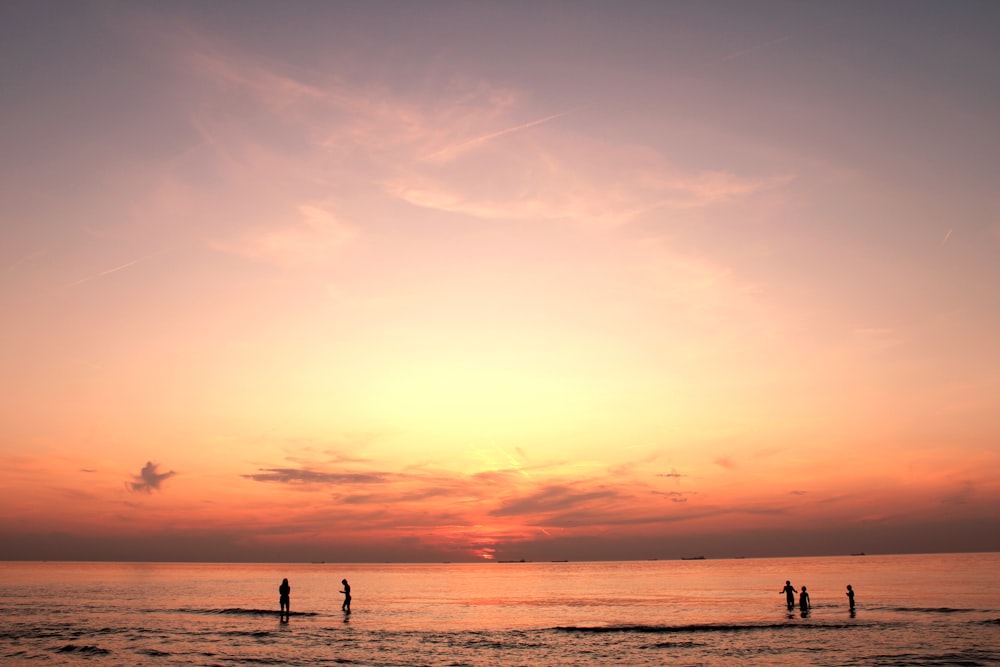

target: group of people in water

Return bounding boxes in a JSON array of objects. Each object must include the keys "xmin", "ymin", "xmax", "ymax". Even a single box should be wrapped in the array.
[
  {"xmin": 278, "ymin": 577, "xmax": 351, "ymax": 620},
  {"xmin": 781, "ymin": 580, "xmax": 856, "ymax": 615},
  {"xmin": 280, "ymin": 576, "xmax": 855, "ymax": 620}
]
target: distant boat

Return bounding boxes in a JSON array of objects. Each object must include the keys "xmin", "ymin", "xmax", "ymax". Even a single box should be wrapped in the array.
[
  {"xmin": 851, "ymin": 552, "xmax": 866, "ymax": 556},
  {"xmin": 498, "ymin": 559, "xmax": 528, "ymax": 563},
  {"xmin": 681, "ymin": 556, "xmax": 706, "ymax": 560}
]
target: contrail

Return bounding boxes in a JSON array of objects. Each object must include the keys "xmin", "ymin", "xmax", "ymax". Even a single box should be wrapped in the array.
[
  {"xmin": 718, "ymin": 36, "xmax": 791, "ymax": 63},
  {"xmin": 941, "ymin": 228, "xmax": 953, "ymax": 244},
  {"xmin": 62, "ymin": 258, "xmax": 144, "ymax": 289},
  {"xmin": 424, "ymin": 107, "xmax": 581, "ymax": 162},
  {"xmin": 5, "ymin": 248, "xmax": 47, "ymax": 273}
]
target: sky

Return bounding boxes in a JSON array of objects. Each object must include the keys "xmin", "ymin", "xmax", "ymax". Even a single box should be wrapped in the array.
[{"xmin": 2, "ymin": 0, "xmax": 999, "ymax": 563}]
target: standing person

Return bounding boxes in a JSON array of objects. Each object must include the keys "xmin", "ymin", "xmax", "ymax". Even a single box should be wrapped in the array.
[
  {"xmin": 846, "ymin": 584, "xmax": 855, "ymax": 611},
  {"xmin": 340, "ymin": 579, "xmax": 351, "ymax": 613},
  {"xmin": 799, "ymin": 585, "xmax": 811, "ymax": 613},
  {"xmin": 780, "ymin": 580, "xmax": 798, "ymax": 610},
  {"xmin": 279, "ymin": 578, "xmax": 291, "ymax": 619}
]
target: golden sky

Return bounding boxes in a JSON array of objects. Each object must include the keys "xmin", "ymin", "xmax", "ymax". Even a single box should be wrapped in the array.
[{"xmin": 2, "ymin": 0, "xmax": 999, "ymax": 561}]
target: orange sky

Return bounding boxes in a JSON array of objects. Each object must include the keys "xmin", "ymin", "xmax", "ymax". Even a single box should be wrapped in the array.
[{"xmin": 2, "ymin": 1, "xmax": 999, "ymax": 562}]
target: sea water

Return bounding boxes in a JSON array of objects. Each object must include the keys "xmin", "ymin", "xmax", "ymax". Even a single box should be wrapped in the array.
[{"xmin": 1, "ymin": 553, "xmax": 998, "ymax": 666}]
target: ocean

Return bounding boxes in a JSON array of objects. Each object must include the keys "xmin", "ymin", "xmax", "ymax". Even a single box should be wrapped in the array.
[{"xmin": 1, "ymin": 553, "xmax": 998, "ymax": 666}]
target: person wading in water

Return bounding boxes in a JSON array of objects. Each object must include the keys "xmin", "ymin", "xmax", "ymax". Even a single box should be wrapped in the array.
[{"xmin": 340, "ymin": 579, "xmax": 351, "ymax": 614}]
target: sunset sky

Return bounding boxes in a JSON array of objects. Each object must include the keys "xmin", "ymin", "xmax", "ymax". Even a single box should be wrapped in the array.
[{"xmin": 2, "ymin": 0, "xmax": 999, "ymax": 562}]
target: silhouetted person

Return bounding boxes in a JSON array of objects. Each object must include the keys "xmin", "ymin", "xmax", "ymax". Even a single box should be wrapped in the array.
[
  {"xmin": 279, "ymin": 578, "xmax": 291, "ymax": 619},
  {"xmin": 780, "ymin": 580, "xmax": 798, "ymax": 610},
  {"xmin": 799, "ymin": 585, "xmax": 811, "ymax": 613},
  {"xmin": 340, "ymin": 579, "xmax": 351, "ymax": 613},
  {"xmin": 846, "ymin": 584, "xmax": 855, "ymax": 611}
]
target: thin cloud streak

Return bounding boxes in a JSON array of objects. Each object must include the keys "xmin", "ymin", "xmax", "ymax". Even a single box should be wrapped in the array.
[
  {"xmin": 423, "ymin": 107, "xmax": 581, "ymax": 163},
  {"xmin": 242, "ymin": 468, "xmax": 386, "ymax": 484},
  {"xmin": 717, "ymin": 36, "xmax": 792, "ymax": 63},
  {"xmin": 5, "ymin": 248, "xmax": 47, "ymax": 274},
  {"xmin": 62, "ymin": 258, "xmax": 142, "ymax": 289}
]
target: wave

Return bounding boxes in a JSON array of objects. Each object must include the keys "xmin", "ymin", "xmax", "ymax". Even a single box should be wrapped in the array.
[
  {"xmin": 882, "ymin": 607, "xmax": 987, "ymax": 614},
  {"xmin": 555, "ymin": 622, "xmax": 861, "ymax": 634},
  {"xmin": 176, "ymin": 607, "xmax": 321, "ymax": 617},
  {"xmin": 56, "ymin": 644, "xmax": 110, "ymax": 655}
]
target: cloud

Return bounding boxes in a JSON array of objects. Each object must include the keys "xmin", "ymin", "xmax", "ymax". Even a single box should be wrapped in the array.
[
  {"xmin": 472, "ymin": 469, "xmax": 523, "ymax": 485},
  {"xmin": 490, "ymin": 484, "xmax": 619, "ymax": 518},
  {"xmin": 714, "ymin": 456, "xmax": 736, "ymax": 470},
  {"xmin": 653, "ymin": 490, "xmax": 690, "ymax": 503},
  {"xmin": 234, "ymin": 449, "xmax": 900, "ymax": 555},
  {"xmin": 209, "ymin": 203, "xmax": 355, "ymax": 270},
  {"xmin": 422, "ymin": 108, "xmax": 580, "ymax": 163},
  {"xmin": 62, "ymin": 258, "xmax": 144, "ymax": 289},
  {"xmin": 155, "ymin": 22, "xmax": 787, "ymax": 243},
  {"xmin": 717, "ymin": 36, "xmax": 791, "ymax": 64},
  {"xmin": 5, "ymin": 248, "xmax": 47, "ymax": 274},
  {"xmin": 941, "ymin": 480, "xmax": 974, "ymax": 505},
  {"xmin": 128, "ymin": 461, "xmax": 176, "ymax": 493},
  {"xmin": 389, "ymin": 139, "xmax": 785, "ymax": 229},
  {"xmin": 241, "ymin": 467, "xmax": 385, "ymax": 485}
]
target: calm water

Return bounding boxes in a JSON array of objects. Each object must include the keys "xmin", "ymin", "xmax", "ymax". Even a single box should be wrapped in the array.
[{"xmin": 1, "ymin": 554, "xmax": 998, "ymax": 666}]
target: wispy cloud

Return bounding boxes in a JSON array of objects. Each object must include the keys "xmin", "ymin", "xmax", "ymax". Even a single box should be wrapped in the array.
[
  {"xmin": 390, "ymin": 140, "xmax": 787, "ymax": 229},
  {"xmin": 714, "ymin": 456, "xmax": 736, "ymax": 470},
  {"xmin": 490, "ymin": 484, "xmax": 619, "ymax": 517},
  {"xmin": 242, "ymin": 467, "xmax": 385, "ymax": 484},
  {"xmin": 5, "ymin": 248, "xmax": 47, "ymax": 274},
  {"xmin": 154, "ymin": 22, "xmax": 787, "ymax": 244},
  {"xmin": 941, "ymin": 480, "xmax": 974, "ymax": 505},
  {"xmin": 63, "ymin": 258, "xmax": 143, "ymax": 289},
  {"xmin": 209, "ymin": 203, "xmax": 355, "ymax": 269},
  {"xmin": 422, "ymin": 108, "xmax": 580, "ymax": 163}
]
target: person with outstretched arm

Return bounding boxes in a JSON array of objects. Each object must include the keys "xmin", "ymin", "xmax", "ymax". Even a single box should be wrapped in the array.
[
  {"xmin": 340, "ymin": 579, "xmax": 351, "ymax": 613},
  {"xmin": 780, "ymin": 580, "xmax": 797, "ymax": 610}
]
